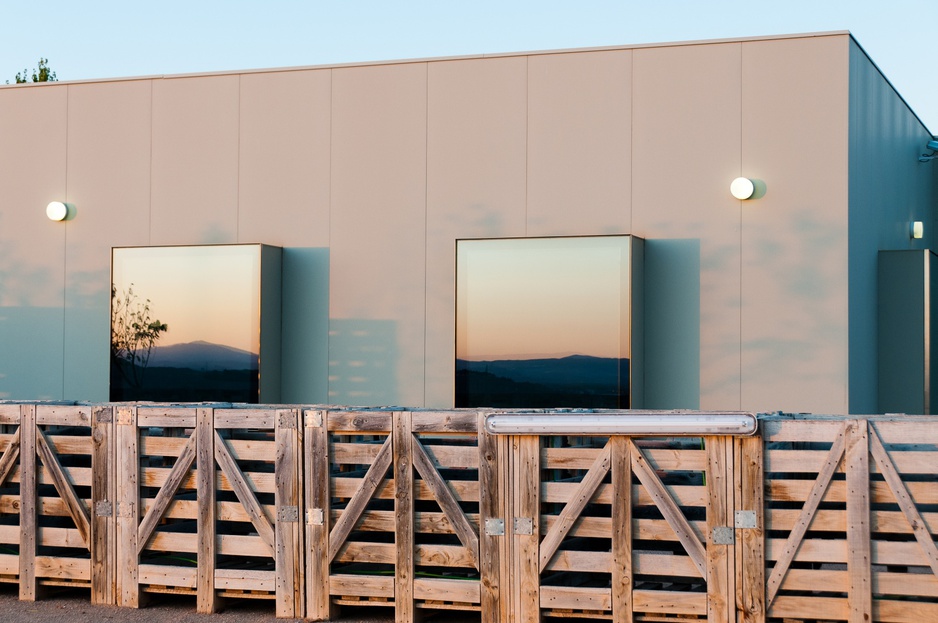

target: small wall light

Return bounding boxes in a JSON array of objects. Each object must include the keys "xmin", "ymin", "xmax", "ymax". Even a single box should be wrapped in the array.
[
  {"xmin": 46, "ymin": 201, "xmax": 71, "ymax": 222},
  {"xmin": 730, "ymin": 177, "xmax": 755, "ymax": 200},
  {"xmin": 911, "ymin": 221, "xmax": 924, "ymax": 239}
]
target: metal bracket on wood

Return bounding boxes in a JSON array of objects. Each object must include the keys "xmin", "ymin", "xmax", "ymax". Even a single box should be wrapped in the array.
[
  {"xmin": 278, "ymin": 506, "xmax": 299, "ymax": 522},
  {"xmin": 484, "ymin": 518, "xmax": 505, "ymax": 536},
  {"xmin": 735, "ymin": 510, "xmax": 757, "ymax": 529},
  {"xmin": 307, "ymin": 508, "xmax": 324, "ymax": 526},
  {"xmin": 278, "ymin": 411, "xmax": 297, "ymax": 429},
  {"xmin": 513, "ymin": 517, "xmax": 533, "ymax": 535},
  {"xmin": 95, "ymin": 501, "xmax": 113, "ymax": 517},
  {"xmin": 712, "ymin": 526, "xmax": 735, "ymax": 545},
  {"xmin": 117, "ymin": 502, "xmax": 134, "ymax": 518},
  {"xmin": 305, "ymin": 410, "xmax": 324, "ymax": 428},
  {"xmin": 116, "ymin": 408, "xmax": 134, "ymax": 426}
]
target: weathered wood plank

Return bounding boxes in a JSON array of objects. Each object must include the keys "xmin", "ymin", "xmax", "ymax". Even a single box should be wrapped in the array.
[
  {"xmin": 411, "ymin": 411, "xmax": 480, "ymax": 433},
  {"xmin": 213, "ymin": 409, "xmax": 275, "ymax": 429},
  {"xmin": 18, "ymin": 405, "xmax": 37, "ymax": 601},
  {"xmin": 196, "ymin": 408, "xmax": 218, "ymax": 614},
  {"xmin": 845, "ymin": 420, "xmax": 872, "ymax": 623},
  {"xmin": 611, "ymin": 436, "xmax": 633, "ymax": 623},
  {"xmin": 706, "ymin": 436, "xmax": 731, "ymax": 623},
  {"xmin": 327, "ymin": 411, "xmax": 392, "ymax": 432},
  {"xmin": 306, "ymin": 410, "xmax": 330, "ymax": 621},
  {"xmin": 411, "ymin": 435, "xmax": 479, "ymax": 569},
  {"xmin": 274, "ymin": 409, "xmax": 302, "ymax": 617},
  {"xmin": 35, "ymin": 405, "xmax": 93, "ymax": 427},
  {"xmin": 734, "ymin": 434, "xmax": 765, "ymax": 623},
  {"xmin": 517, "ymin": 435, "xmax": 540, "ymax": 623},
  {"xmin": 544, "ymin": 446, "xmax": 705, "ymax": 471},
  {"xmin": 477, "ymin": 411, "xmax": 499, "ymax": 623},
  {"xmin": 630, "ymin": 439, "xmax": 706, "ymax": 578},
  {"xmin": 413, "ymin": 577, "xmax": 480, "ymax": 604},
  {"xmin": 135, "ymin": 408, "xmax": 197, "ymax": 427},
  {"xmin": 139, "ymin": 563, "xmax": 196, "ymax": 588},
  {"xmin": 329, "ymin": 573, "xmax": 393, "ymax": 598},
  {"xmin": 332, "ymin": 473, "xmax": 480, "ymax": 503},
  {"xmin": 394, "ymin": 411, "xmax": 415, "ymax": 623},
  {"xmin": 116, "ymin": 407, "xmax": 140, "ymax": 607},
  {"xmin": 91, "ymin": 406, "xmax": 114, "ymax": 605}
]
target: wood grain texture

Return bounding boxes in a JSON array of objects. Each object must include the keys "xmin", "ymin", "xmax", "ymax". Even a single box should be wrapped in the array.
[
  {"xmin": 393, "ymin": 411, "xmax": 415, "ymax": 623},
  {"xmin": 845, "ymin": 420, "xmax": 872, "ymax": 623}
]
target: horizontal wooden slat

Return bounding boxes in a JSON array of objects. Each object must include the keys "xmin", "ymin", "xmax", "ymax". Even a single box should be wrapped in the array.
[
  {"xmin": 332, "ymin": 442, "xmax": 386, "ymax": 465},
  {"xmin": 0, "ymin": 407, "xmax": 20, "ymax": 423},
  {"xmin": 37, "ymin": 526, "xmax": 87, "ymax": 549},
  {"xmin": 762, "ymin": 418, "xmax": 846, "ymax": 442},
  {"xmin": 768, "ymin": 595, "xmax": 846, "ymax": 620},
  {"xmin": 631, "ymin": 589, "xmax": 706, "ymax": 615},
  {"xmin": 767, "ymin": 507, "xmax": 938, "ymax": 534},
  {"xmin": 767, "ymin": 448, "xmax": 938, "ymax": 475},
  {"xmin": 540, "ymin": 585, "xmax": 611, "ymax": 611},
  {"xmin": 36, "ymin": 406, "xmax": 93, "ymax": 426},
  {"xmin": 136, "ymin": 409, "xmax": 197, "ymax": 427},
  {"xmin": 34, "ymin": 435, "xmax": 91, "ymax": 455},
  {"xmin": 413, "ymin": 577, "xmax": 480, "ymax": 603},
  {"xmin": 215, "ymin": 568, "xmax": 275, "ymax": 592},
  {"xmin": 543, "ymin": 447, "xmax": 705, "ymax": 471},
  {"xmin": 329, "ymin": 509, "xmax": 478, "ymax": 535},
  {"xmin": 411, "ymin": 411, "xmax": 480, "ymax": 433},
  {"xmin": 213, "ymin": 409, "xmax": 277, "ymax": 429},
  {"xmin": 329, "ymin": 573, "xmax": 393, "ymax": 598},
  {"xmin": 35, "ymin": 555, "xmax": 90, "ymax": 580},
  {"xmin": 0, "ymin": 553, "xmax": 17, "ymax": 575},
  {"xmin": 419, "ymin": 444, "xmax": 479, "ymax": 469},
  {"xmin": 332, "ymin": 476, "xmax": 479, "ymax": 503},
  {"xmin": 141, "ymin": 467, "xmax": 276, "ymax": 494},
  {"xmin": 542, "ymin": 482, "xmax": 707, "ymax": 507},
  {"xmin": 767, "ymin": 479, "xmax": 938, "ymax": 505},
  {"xmin": 327, "ymin": 412, "xmax": 392, "ymax": 432},
  {"xmin": 139, "ymin": 563, "xmax": 196, "ymax": 588}
]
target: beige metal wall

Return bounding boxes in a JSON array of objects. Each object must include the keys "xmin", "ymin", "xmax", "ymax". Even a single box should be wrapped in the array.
[{"xmin": 0, "ymin": 33, "xmax": 929, "ymax": 413}]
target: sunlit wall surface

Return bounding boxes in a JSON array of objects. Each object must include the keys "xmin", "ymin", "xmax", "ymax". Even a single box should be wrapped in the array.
[
  {"xmin": 110, "ymin": 244, "xmax": 281, "ymax": 403},
  {"xmin": 456, "ymin": 236, "xmax": 641, "ymax": 408}
]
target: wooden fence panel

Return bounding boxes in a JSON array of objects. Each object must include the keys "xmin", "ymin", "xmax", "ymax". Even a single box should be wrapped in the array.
[{"xmin": 12, "ymin": 405, "xmax": 113, "ymax": 603}]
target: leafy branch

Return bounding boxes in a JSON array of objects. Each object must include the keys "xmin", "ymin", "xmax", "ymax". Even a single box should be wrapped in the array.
[{"xmin": 110, "ymin": 285, "xmax": 168, "ymax": 389}]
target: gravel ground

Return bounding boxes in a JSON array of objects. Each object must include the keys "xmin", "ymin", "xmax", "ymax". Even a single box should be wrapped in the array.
[{"xmin": 0, "ymin": 586, "xmax": 482, "ymax": 623}]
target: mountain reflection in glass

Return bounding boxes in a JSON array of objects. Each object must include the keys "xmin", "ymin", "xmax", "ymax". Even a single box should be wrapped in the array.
[
  {"xmin": 110, "ymin": 245, "xmax": 280, "ymax": 403},
  {"xmin": 456, "ymin": 236, "xmax": 636, "ymax": 408}
]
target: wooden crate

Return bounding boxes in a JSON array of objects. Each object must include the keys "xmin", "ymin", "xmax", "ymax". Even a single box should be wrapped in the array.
[
  {"xmin": 762, "ymin": 415, "xmax": 938, "ymax": 623},
  {"xmin": 305, "ymin": 409, "xmax": 499, "ymax": 622},
  {"xmin": 0, "ymin": 404, "xmax": 115, "ymax": 604},
  {"xmin": 116, "ymin": 406, "xmax": 303, "ymax": 618}
]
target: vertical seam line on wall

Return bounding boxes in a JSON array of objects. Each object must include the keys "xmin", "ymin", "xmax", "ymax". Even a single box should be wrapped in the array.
[
  {"xmin": 738, "ymin": 42, "xmax": 744, "ymax": 410},
  {"xmin": 328, "ymin": 68, "xmax": 335, "ymax": 403},
  {"xmin": 62, "ymin": 85, "xmax": 70, "ymax": 399},
  {"xmin": 524, "ymin": 56, "xmax": 529, "ymax": 236},
  {"xmin": 236, "ymin": 74, "xmax": 241, "ymax": 243},
  {"xmin": 424, "ymin": 62, "xmax": 430, "ymax": 406},
  {"xmin": 148, "ymin": 80, "xmax": 155, "ymax": 245}
]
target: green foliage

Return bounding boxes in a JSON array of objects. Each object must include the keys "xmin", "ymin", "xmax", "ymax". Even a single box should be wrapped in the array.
[
  {"xmin": 111, "ymin": 285, "xmax": 168, "ymax": 388},
  {"xmin": 12, "ymin": 57, "xmax": 57, "ymax": 84}
]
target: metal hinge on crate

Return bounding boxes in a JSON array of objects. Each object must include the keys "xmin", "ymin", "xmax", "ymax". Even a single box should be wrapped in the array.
[
  {"xmin": 513, "ymin": 517, "xmax": 533, "ymax": 535},
  {"xmin": 712, "ymin": 510, "xmax": 758, "ymax": 545},
  {"xmin": 484, "ymin": 518, "xmax": 504, "ymax": 536},
  {"xmin": 95, "ymin": 501, "xmax": 113, "ymax": 517},
  {"xmin": 278, "ymin": 506, "xmax": 299, "ymax": 522},
  {"xmin": 307, "ymin": 508, "xmax": 324, "ymax": 526}
]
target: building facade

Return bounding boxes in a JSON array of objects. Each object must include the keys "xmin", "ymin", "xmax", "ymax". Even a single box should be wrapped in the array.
[{"xmin": 0, "ymin": 31, "xmax": 935, "ymax": 413}]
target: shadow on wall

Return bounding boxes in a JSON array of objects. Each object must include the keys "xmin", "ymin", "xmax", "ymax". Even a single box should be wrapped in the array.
[
  {"xmin": 0, "ymin": 307, "xmax": 65, "ymax": 399},
  {"xmin": 328, "ymin": 318, "xmax": 398, "ymax": 407},
  {"xmin": 643, "ymin": 239, "xmax": 701, "ymax": 409},
  {"xmin": 280, "ymin": 248, "xmax": 330, "ymax": 404}
]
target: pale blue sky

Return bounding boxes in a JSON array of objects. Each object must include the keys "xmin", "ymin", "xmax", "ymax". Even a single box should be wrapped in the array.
[{"xmin": 3, "ymin": 1, "xmax": 936, "ymax": 130}]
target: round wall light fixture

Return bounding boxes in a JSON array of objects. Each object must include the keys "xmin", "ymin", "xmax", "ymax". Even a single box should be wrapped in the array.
[
  {"xmin": 730, "ymin": 177, "xmax": 755, "ymax": 200},
  {"xmin": 46, "ymin": 201, "xmax": 70, "ymax": 222}
]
